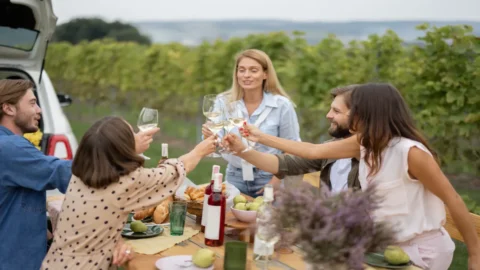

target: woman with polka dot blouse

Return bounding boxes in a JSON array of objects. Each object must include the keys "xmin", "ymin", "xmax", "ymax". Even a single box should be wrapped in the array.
[{"xmin": 41, "ymin": 116, "xmax": 217, "ymax": 269}]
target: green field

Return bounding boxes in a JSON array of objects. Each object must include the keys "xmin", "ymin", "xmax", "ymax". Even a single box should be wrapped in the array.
[{"xmin": 64, "ymin": 102, "xmax": 469, "ymax": 269}]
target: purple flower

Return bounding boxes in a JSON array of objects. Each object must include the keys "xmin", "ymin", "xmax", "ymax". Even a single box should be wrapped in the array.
[{"xmin": 270, "ymin": 181, "xmax": 397, "ymax": 269}]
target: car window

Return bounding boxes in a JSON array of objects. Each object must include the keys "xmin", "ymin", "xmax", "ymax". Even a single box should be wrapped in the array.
[{"xmin": 0, "ymin": 26, "xmax": 39, "ymax": 51}]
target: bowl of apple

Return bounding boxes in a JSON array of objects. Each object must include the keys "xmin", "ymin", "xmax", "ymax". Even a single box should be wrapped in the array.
[{"xmin": 230, "ymin": 195, "xmax": 264, "ymax": 223}]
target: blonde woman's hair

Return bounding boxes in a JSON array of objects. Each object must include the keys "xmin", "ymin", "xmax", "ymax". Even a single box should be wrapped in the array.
[{"xmin": 226, "ymin": 49, "xmax": 292, "ymax": 102}]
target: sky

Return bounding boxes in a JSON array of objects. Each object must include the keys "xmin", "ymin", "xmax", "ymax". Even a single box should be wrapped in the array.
[{"xmin": 52, "ymin": 0, "xmax": 480, "ymax": 24}]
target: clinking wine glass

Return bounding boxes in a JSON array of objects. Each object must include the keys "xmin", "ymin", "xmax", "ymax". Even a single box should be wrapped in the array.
[
  {"xmin": 137, "ymin": 107, "xmax": 159, "ymax": 160},
  {"xmin": 225, "ymin": 99, "xmax": 255, "ymax": 151},
  {"xmin": 203, "ymin": 94, "xmax": 223, "ymax": 157}
]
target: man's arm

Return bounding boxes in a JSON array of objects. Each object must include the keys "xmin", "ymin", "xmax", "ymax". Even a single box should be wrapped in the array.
[
  {"xmin": 275, "ymin": 154, "xmax": 325, "ymax": 179},
  {"xmin": 0, "ymin": 138, "xmax": 72, "ymax": 193}
]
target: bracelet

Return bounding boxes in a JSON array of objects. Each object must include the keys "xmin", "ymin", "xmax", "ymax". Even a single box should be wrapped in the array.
[{"xmin": 241, "ymin": 148, "xmax": 250, "ymax": 154}]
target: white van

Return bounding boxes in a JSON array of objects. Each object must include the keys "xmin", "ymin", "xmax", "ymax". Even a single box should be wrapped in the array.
[{"xmin": 0, "ymin": 0, "xmax": 78, "ymax": 159}]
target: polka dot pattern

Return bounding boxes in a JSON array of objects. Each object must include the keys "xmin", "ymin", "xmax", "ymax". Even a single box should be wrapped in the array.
[{"xmin": 40, "ymin": 159, "xmax": 186, "ymax": 270}]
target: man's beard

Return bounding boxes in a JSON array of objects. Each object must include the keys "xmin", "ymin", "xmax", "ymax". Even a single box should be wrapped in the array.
[
  {"xmin": 328, "ymin": 123, "xmax": 350, "ymax": 138},
  {"xmin": 14, "ymin": 112, "xmax": 38, "ymax": 134}
]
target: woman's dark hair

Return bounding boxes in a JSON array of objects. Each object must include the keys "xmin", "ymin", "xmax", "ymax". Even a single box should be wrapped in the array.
[
  {"xmin": 72, "ymin": 116, "xmax": 144, "ymax": 188},
  {"xmin": 349, "ymin": 83, "xmax": 437, "ymax": 176}
]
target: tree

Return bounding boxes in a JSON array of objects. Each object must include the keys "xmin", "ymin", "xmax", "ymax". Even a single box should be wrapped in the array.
[{"xmin": 52, "ymin": 18, "xmax": 151, "ymax": 45}]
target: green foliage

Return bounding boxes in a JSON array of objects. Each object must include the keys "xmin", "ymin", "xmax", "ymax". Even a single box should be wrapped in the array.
[
  {"xmin": 53, "ymin": 18, "xmax": 151, "ymax": 45},
  {"xmin": 45, "ymin": 24, "xmax": 480, "ymax": 175},
  {"xmin": 461, "ymin": 195, "xmax": 480, "ymax": 215}
]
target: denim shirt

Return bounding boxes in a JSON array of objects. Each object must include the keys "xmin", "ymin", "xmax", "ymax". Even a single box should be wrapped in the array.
[
  {"xmin": 0, "ymin": 126, "xmax": 72, "ymax": 270},
  {"xmin": 216, "ymin": 92, "xmax": 301, "ymax": 169}
]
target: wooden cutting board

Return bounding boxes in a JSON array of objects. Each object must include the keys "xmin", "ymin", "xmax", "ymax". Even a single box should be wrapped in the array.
[{"xmin": 224, "ymin": 210, "xmax": 255, "ymax": 230}]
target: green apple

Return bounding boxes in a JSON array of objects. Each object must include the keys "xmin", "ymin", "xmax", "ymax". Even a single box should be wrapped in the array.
[
  {"xmin": 192, "ymin": 248, "xmax": 216, "ymax": 268},
  {"xmin": 248, "ymin": 202, "xmax": 261, "ymax": 211},
  {"xmin": 233, "ymin": 195, "xmax": 247, "ymax": 205},
  {"xmin": 245, "ymin": 202, "xmax": 252, "ymax": 210},
  {"xmin": 254, "ymin": 196, "xmax": 264, "ymax": 204},
  {"xmin": 384, "ymin": 245, "xmax": 410, "ymax": 265},
  {"xmin": 130, "ymin": 220, "xmax": 148, "ymax": 233},
  {"xmin": 234, "ymin": 203, "xmax": 247, "ymax": 210}
]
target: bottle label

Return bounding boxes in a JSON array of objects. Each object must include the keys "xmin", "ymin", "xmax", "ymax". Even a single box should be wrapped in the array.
[
  {"xmin": 214, "ymin": 173, "xmax": 223, "ymax": 190},
  {"xmin": 211, "ymin": 165, "xmax": 220, "ymax": 179},
  {"xmin": 201, "ymin": 194, "xmax": 210, "ymax": 226},
  {"xmin": 205, "ymin": 205, "xmax": 221, "ymax": 240},
  {"xmin": 253, "ymin": 235, "xmax": 274, "ymax": 256},
  {"xmin": 162, "ymin": 144, "xmax": 168, "ymax": 157}
]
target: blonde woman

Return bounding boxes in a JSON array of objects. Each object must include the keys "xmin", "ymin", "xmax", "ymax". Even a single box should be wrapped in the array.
[{"xmin": 202, "ymin": 49, "xmax": 300, "ymax": 198}]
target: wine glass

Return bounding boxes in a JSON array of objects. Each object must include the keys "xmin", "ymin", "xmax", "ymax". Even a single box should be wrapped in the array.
[
  {"xmin": 224, "ymin": 100, "xmax": 244, "ymax": 134},
  {"xmin": 226, "ymin": 100, "xmax": 256, "ymax": 151},
  {"xmin": 203, "ymin": 94, "xmax": 222, "ymax": 122},
  {"xmin": 202, "ymin": 94, "xmax": 223, "ymax": 157},
  {"xmin": 137, "ymin": 107, "xmax": 159, "ymax": 160}
]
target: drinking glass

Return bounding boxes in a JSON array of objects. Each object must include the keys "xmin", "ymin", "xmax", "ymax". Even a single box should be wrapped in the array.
[
  {"xmin": 203, "ymin": 94, "xmax": 224, "ymax": 157},
  {"xmin": 224, "ymin": 100, "xmax": 244, "ymax": 134},
  {"xmin": 224, "ymin": 241, "xmax": 248, "ymax": 270},
  {"xmin": 225, "ymin": 100, "xmax": 255, "ymax": 151},
  {"xmin": 169, "ymin": 201, "xmax": 187, "ymax": 236},
  {"xmin": 137, "ymin": 107, "xmax": 158, "ymax": 160}
]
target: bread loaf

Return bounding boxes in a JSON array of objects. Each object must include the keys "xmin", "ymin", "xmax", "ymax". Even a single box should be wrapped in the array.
[
  {"xmin": 153, "ymin": 196, "xmax": 173, "ymax": 224},
  {"xmin": 133, "ymin": 208, "xmax": 150, "ymax": 220}
]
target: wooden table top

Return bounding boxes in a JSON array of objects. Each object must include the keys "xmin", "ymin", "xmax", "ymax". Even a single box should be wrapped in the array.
[
  {"xmin": 125, "ymin": 211, "xmax": 305, "ymax": 270},
  {"xmin": 124, "ymin": 211, "xmax": 420, "ymax": 270}
]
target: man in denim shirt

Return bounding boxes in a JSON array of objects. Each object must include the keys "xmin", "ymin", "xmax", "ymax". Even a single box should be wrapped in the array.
[
  {"xmin": 0, "ymin": 79, "xmax": 72, "ymax": 270},
  {"xmin": 0, "ymin": 80, "xmax": 158, "ymax": 270}
]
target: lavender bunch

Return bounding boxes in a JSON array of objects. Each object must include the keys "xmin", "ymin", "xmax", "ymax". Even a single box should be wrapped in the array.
[{"xmin": 270, "ymin": 181, "xmax": 397, "ymax": 270}]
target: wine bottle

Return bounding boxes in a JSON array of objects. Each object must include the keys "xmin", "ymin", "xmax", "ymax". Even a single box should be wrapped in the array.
[
  {"xmin": 205, "ymin": 172, "xmax": 226, "ymax": 247},
  {"xmin": 158, "ymin": 143, "xmax": 168, "ymax": 164},
  {"xmin": 201, "ymin": 165, "xmax": 220, "ymax": 233},
  {"xmin": 253, "ymin": 184, "xmax": 279, "ymax": 267}
]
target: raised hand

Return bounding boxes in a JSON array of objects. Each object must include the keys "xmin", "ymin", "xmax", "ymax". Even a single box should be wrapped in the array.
[
  {"xmin": 239, "ymin": 122, "xmax": 263, "ymax": 143},
  {"xmin": 193, "ymin": 135, "xmax": 218, "ymax": 157},
  {"xmin": 222, "ymin": 133, "xmax": 246, "ymax": 154},
  {"xmin": 201, "ymin": 122, "xmax": 214, "ymax": 139},
  {"xmin": 135, "ymin": 127, "xmax": 160, "ymax": 154}
]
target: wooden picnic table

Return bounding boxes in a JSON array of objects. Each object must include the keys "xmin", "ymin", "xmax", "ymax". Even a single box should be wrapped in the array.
[
  {"xmin": 126, "ymin": 210, "xmax": 307, "ymax": 270},
  {"xmin": 124, "ymin": 204, "xmax": 420, "ymax": 270},
  {"xmin": 47, "ymin": 181, "xmax": 421, "ymax": 270}
]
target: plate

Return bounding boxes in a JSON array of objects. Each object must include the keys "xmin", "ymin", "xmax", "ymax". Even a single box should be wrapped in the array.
[
  {"xmin": 155, "ymin": 255, "xmax": 214, "ymax": 270},
  {"xmin": 121, "ymin": 224, "xmax": 164, "ymax": 239},
  {"xmin": 364, "ymin": 253, "xmax": 412, "ymax": 269}
]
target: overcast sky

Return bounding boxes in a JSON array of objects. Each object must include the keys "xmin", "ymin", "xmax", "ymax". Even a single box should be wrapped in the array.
[{"xmin": 52, "ymin": 0, "xmax": 480, "ymax": 23}]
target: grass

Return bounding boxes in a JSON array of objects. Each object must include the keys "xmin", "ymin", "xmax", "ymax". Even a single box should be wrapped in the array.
[{"xmin": 64, "ymin": 101, "xmax": 472, "ymax": 269}]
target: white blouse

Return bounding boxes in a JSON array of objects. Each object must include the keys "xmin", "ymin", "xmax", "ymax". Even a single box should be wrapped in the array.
[{"xmin": 359, "ymin": 137, "xmax": 446, "ymax": 243}]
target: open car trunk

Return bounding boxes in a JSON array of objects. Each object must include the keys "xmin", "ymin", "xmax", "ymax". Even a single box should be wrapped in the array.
[{"xmin": 0, "ymin": 0, "xmax": 57, "ymax": 83}]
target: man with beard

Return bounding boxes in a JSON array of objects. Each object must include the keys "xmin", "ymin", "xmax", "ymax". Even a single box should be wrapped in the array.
[
  {"xmin": 273, "ymin": 84, "xmax": 360, "ymax": 192},
  {"xmin": 0, "ymin": 79, "xmax": 72, "ymax": 270},
  {"xmin": 0, "ymin": 79, "xmax": 158, "ymax": 270}
]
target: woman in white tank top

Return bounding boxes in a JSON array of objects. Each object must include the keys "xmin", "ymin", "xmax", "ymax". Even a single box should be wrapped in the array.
[{"xmin": 224, "ymin": 83, "xmax": 480, "ymax": 270}]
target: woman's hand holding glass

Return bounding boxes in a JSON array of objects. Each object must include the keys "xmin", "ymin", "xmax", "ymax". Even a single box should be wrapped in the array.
[
  {"xmin": 203, "ymin": 94, "xmax": 225, "ymax": 157},
  {"xmin": 222, "ymin": 133, "xmax": 247, "ymax": 154},
  {"xmin": 223, "ymin": 122, "xmax": 264, "ymax": 154},
  {"xmin": 134, "ymin": 127, "xmax": 160, "ymax": 154},
  {"xmin": 193, "ymin": 135, "xmax": 218, "ymax": 157},
  {"xmin": 239, "ymin": 122, "xmax": 263, "ymax": 143}
]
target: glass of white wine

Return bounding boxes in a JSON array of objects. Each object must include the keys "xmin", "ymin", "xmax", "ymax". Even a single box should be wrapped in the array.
[
  {"xmin": 225, "ymin": 100, "xmax": 255, "ymax": 151},
  {"xmin": 203, "ymin": 94, "xmax": 223, "ymax": 157},
  {"xmin": 137, "ymin": 107, "xmax": 159, "ymax": 160},
  {"xmin": 225, "ymin": 99, "xmax": 244, "ymax": 134},
  {"xmin": 203, "ymin": 94, "xmax": 222, "ymax": 121}
]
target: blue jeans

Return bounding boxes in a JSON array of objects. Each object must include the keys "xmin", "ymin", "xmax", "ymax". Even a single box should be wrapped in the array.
[{"xmin": 226, "ymin": 165, "xmax": 273, "ymax": 198}]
